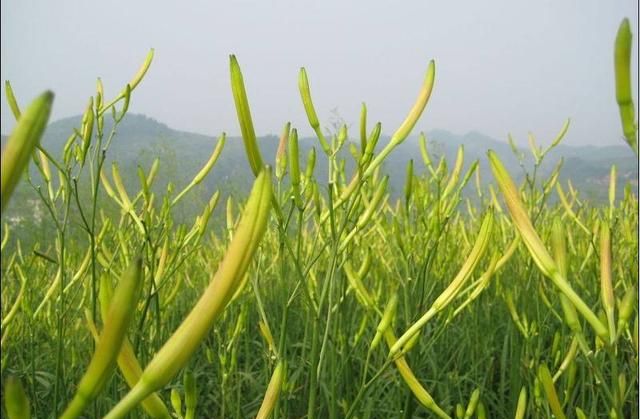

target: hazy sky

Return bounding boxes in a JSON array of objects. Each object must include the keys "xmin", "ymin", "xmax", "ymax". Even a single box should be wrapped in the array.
[{"xmin": 1, "ymin": 1, "xmax": 638, "ymax": 146}]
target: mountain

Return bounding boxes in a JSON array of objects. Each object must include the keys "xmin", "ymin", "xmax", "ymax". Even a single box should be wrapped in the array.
[{"xmin": 2, "ymin": 113, "xmax": 638, "ymax": 213}]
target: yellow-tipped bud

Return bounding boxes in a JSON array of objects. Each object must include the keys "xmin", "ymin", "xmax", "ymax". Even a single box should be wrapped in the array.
[
  {"xmin": 61, "ymin": 257, "xmax": 143, "ymax": 419},
  {"xmin": 184, "ymin": 371, "xmax": 197, "ymax": 419},
  {"xmin": 5, "ymin": 80, "xmax": 21, "ymax": 120},
  {"xmin": 371, "ymin": 294, "xmax": 398, "ymax": 350},
  {"xmin": 390, "ymin": 60, "xmax": 436, "ymax": 146},
  {"xmin": 488, "ymin": 150, "xmax": 608, "ymax": 340},
  {"xmin": 298, "ymin": 68, "xmax": 330, "ymax": 154},
  {"xmin": 3, "ymin": 375, "xmax": 31, "ymax": 419},
  {"xmin": 289, "ymin": 128, "xmax": 303, "ymax": 208},
  {"xmin": 363, "ymin": 60, "xmax": 435, "ymax": 179},
  {"xmin": 514, "ymin": 387, "xmax": 527, "ymax": 419},
  {"xmin": 538, "ymin": 364, "xmax": 566, "ymax": 419},
  {"xmin": 599, "ymin": 221, "xmax": 616, "ymax": 342},
  {"xmin": 1, "ymin": 91, "xmax": 53, "ymax": 212},
  {"xmin": 255, "ymin": 361, "xmax": 285, "ymax": 419},
  {"xmin": 230, "ymin": 55, "xmax": 265, "ymax": 176},
  {"xmin": 614, "ymin": 18, "xmax": 637, "ymax": 153},
  {"xmin": 275, "ymin": 122, "xmax": 290, "ymax": 180},
  {"xmin": 359, "ymin": 102, "xmax": 367, "ymax": 153},
  {"xmin": 390, "ymin": 211, "xmax": 493, "ymax": 357},
  {"xmin": 105, "ymin": 169, "xmax": 272, "ymax": 419}
]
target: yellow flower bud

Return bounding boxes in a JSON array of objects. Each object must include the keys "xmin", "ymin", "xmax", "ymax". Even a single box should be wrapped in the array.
[{"xmin": 1, "ymin": 91, "xmax": 53, "ymax": 212}]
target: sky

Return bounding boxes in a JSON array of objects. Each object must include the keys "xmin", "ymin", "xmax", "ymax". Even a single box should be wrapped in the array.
[{"xmin": 1, "ymin": 0, "xmax": 638, "ymax": 147}]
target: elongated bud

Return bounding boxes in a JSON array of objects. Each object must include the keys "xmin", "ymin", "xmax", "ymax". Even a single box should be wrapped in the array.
[
  {"xmin": 356, "ymin": 176, "xmax": 389, "ymax": 229},
  {"xmin": 96, "ymin": 78, "xmax": 104, "ymax": 110},
  {"xmin": 289, "ymin": 128, "xmax": 302, "ymax": 208},
  {"xmin": 5, "ymin": 80, "xmax": 21, "ymax": 119},
  {"xmin": 614, "ymin": 18, "xmax": 637, "ymax": 153},
  {"xmin": 390, "ymin": 60, "xmax": 435, "ymax": 146},
  {"xmin": 551, "ymin": 220, "xmax": 567, "ymax": 278},
  {"xmin": 418, "ymin": 133, "xmax": 434, "ymax": 171},
  {"xmin": 390, "ymin": 211, "xmax": 493, "ymax": 357},
  {"xmin": 259, "ymin": 320, "xmax": 276, "ymax": 354},
  {"xmin": 128, "ymin": 50, "xmax": 154, "ymax": 92},
  {"xmin": 404, "ymin": 159, "xmax": 414, "ymax": 206},
  {"xmin": 61, "ymin": 257, "xmax": 143, "ymax": 419},
  {"xmin": 184, "ymin": 371, "xmax": 197, "ymax": 419},
  {"xmin": 305, "ymin": 147, "xmax": 316, "ymax": 180},
  {"xmin": 3, "ymin": 375, "xmax": 31, "ymax": 419},
  {"xmin": 609, "ymin": 165, "xmax": 616, "ymax": 220},
  {"xmin": 617, "ymin": 285, "xmax": 636, "ymax": 332},
  {"xmin": 442, "ymin": 145, "xmax": 464, "ymax": 198},
  {"xmin": 528, "ymin": 133, "xmax": 541, "ymax": 164},
  {"xmin": 80, "ymin": 97, "xmax": 94, "ymax": 165},
  {"xmin": 514, "ymin": 387, "xmax": 527, "ymax": 419},
  {"xmin": 550, "ymin": 118, "xmax": 570, "ymax": 148},
  {"xmin": 538, "ymin": 364, "xmax": 566, "ymax": 419},
  {"xmin": 105, "ymin": 170, "xmax": 272, "ymax": 419},
  {"xmin": 37, "ymin": 150, "xmax": 52, "ymax": 184},
  {"xmin": 360, "ymin": 102, "xmax": 367, "ymax": 153},
  {"xmin": 371, "ymin": 294, "xmax": 398, "ymax": 349},
  {"xmin": 363, "ymin": 61, "xmax": 435, "ymax": 179},
  {"xmin": 172, "ymin": 134, "xmax": 226, "ymax": 206},
  {"xmin": 600, "ymin": 221, "xmax": 616, "ymax": 342},
  {"xmin": 193, "ymin": 133, "xmax": 225, "ymax": 185},
  {"xmin": 93, "ymin": 279, "xmax": 171, "ymax": 419},
  {"xmin": 171, "ymin": 389, "xmax": 182, "ymax": 418},
  {"xmin": 382, "ymin": 330, "xmax": 449, "ymax": 417},
  {"xmin": 476, "ymin": 402, "xmax": 487, "ymax": 419},
  {"xmin": 575, "ymin": 408, "xmax": 587, "ymax": 419},
  {"xmin": 1, "ymin": 91, "xmax": 53, "ymax": 212},
  {"xmin": 488, "ymin": 150, "xmax": 608, "ymax": 340},
  {"xmin": 464, "ymin": 388, "xmax": 480, "ymax": 418},
  {"xmin": 337, "ymin": 124, "xmax": 348, "ymax": 150},
  {"xmin": 276, "ymin": 122, "xmax": 290, "ymax": 180},
  {"xmin": 256, "ymin": 361, "xmax": 285, "ymax": 419},
  {"xmin": 298, "ymin": 68, "xmax": 330, "ymax": 153},
  {"xmin": 100, "ymin": 49, "xmax": 154, "ymax": 116},
  {"xmin": 230, "ymin": 55, "xmax": 264, "ymax": 176}
]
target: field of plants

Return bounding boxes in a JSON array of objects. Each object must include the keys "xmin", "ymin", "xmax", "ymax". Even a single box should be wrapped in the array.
[{"xmin": 1, "ymin": 18, "xmax": 638, "ymax": 419}]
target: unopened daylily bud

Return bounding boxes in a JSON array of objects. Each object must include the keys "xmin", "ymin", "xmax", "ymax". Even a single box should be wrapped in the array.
[
  {"xmin": 371, "ymin": 294, "xmax": 398, "ymax": 349},
  {"xmin": 80, "ymin": 97, "xmax": 94, "ymax": 165},
  {"xmin": 600, "ymin": 221, "xmax": 616, "ymax": 342},
  {"xmin": 617, "ymin": 285, "xmax": 636, "ymax": 333},
  {"xmin": 256, "ymin": 361, "xmax": 285, "ymax": 419},
  {"xmin": 289, "ymin": 128, "xmax": 302, "ymax": 208},
  {"xmin": 230, "ymin": 55, "xmax": 264, "ymax": 176},
  {"xmin": 275, "ymin": 122, "xmax": 290, "ymax": 180},
  {"xmin": 514, "ymin": 387, "xmax": 527, "ymax": 419},
  {"xmin": 404, "ymin": 159, "xmax": 414, "ymax": 206},
  {"xmin": 1, "ymin": 91, "xmax": 53, "ymax": 212},
  {"xmin": 5, "ymin": 80, "xmax": 21, "ymax": 120},
  {"xmin": 363, "ymin": 60, "xmax": 435, "ymax": 179},
  {"xmin": 390, "ymin": 211, "xmax": 493, "ymax": 357},
  {"xmin": 61, "ymin": 258, "xmax": 143, "ymax": 419},
  {"xmin": 464, "ymin": 388, "xmax": 480, "ymax": 418},
  {"xmin": 184, "ymin": 371, "xmax": 197, "ymax": 419},
  {"xmin": 298, "ymin": 68, "xmax": 330, "ymax": 154},
  {"xmin": 614, "ymin": 18, "xmax": 637, "ymax": 153},
  {"xmin": 3, "ymin": 375, "xmax": 31, "ymax": 419},
  {"xmin": 538, "ymin": 364, "xmax": 566, "ymax": 419},
  {"xmin": 489, "ymin": 150, "xmax": 608, "ymax": 341},
  {"xmin": 359, "ymin": 102, "xmax": 367, "ymax": 153},
  {"xmin": 105, "ymin": 170, "xmax": 272, "ymax": 419}
]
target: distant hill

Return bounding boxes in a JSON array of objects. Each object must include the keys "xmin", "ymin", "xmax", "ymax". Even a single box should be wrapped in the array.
[{"xmin": 2, "ymin": 113, "xmax": 638, "ymax": 211}]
